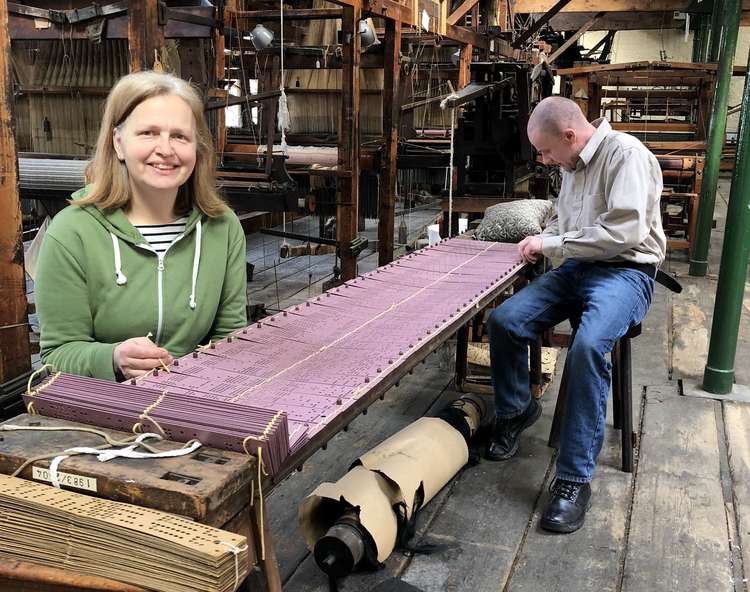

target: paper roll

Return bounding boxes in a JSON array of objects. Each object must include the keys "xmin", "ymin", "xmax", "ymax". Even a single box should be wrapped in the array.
[{"xmin": 299, "ymin": 465, "xmax": 400, "ymax": 562}]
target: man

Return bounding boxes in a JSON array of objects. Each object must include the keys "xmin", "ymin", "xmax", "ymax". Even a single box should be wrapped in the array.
[{"xmin": 486, "ymin": 96, "xmax": 666, "ymax": 533}]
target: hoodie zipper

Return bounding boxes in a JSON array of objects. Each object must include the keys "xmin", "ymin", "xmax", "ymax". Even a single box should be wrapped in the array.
[{"xmin": 135, "ymin": 234, "xmax": 186, "ymax": 344}]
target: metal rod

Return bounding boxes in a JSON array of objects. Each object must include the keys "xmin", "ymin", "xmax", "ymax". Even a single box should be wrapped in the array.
[
  {"xmin": 260, "ymin": 228, "xmax": 338, "ymax": 246},
  {"xmin": 701, "ymin": 42, "xmax": 750, "ymax": 394},
  {"xmin": 688, "ymin": 0, "xmax": 742, "ymax": 276}
]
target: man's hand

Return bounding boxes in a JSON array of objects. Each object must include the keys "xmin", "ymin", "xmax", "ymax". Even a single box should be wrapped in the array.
[
  {"xmin": 518, "ymin": 235, "xmax": 544, "ymax": 263},
  {"xmin": 113, "ymin": 337, "xmax": 173, "ymax": 380}
]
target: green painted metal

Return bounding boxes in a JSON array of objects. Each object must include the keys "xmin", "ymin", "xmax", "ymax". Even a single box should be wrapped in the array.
[
  {"xmin": 702, "ymin": 43, "xmax": 750, "ymax": 395},
  {"xmin": 688, "ymin": 0, "xmax": 742, "ymax": 277},
  {"xmin": 708, "ymin": 0, "xmax": 724, "ymax": 61}
]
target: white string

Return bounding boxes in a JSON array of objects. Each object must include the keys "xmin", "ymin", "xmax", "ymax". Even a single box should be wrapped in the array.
[
  {"xmin": 218, "ymin": 541, "xmax": 249, "ymax": 592},
  {"xmin": 448, "ymin": 106, "xmax": 456, "ymax": 238},
  {"xmin": 47, "ymin": 434, "xmax": 202, "ymax": 488},
  {"xmin": 277, "ymin": 0, "xmax": 290, "ymax": 155}
]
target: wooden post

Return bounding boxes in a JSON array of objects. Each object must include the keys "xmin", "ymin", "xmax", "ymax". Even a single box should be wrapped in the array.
[
  {"xmin": 337, "ymin": 4, "xmax": 361, "ymax": 281},
  {"xmin": 570, "ymin": 73, "xmax": 589, "ymax": 116},
  {"xmin": 0, "ymin": 1, "xmax": 31, "ymax": 383},
  {"xmin": 498, "ymin": 0, "xmax": 508, "ymax": 30},
  {"xmin": 127, "ymin": 0, "xmax": 165, "ymax": 72},
  {"xmin": 378, "ymin": 19, "xmax": 401, "ymax": 266},
  {"xmin": 458, "ymin": 44, "xmax": 472, "ymax": 89}
]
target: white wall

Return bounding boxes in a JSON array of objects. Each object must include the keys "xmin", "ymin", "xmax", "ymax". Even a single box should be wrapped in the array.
[{"xmin": 580, "ymin": 27, "xmax": 750, "ymax": 131}]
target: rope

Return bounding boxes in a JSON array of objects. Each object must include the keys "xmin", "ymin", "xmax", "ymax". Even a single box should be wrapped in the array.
[
  {"xmin": 218, "ymin": 541, "xmax": 249, "ymax": 591},
  {"xmin": 243, "ymin": 447, "xmax": 269, "ymax": 561},
  {"xmin": 1, "ymin": 425, "xmax": 166, "ymax": 478},
  {"xmin": 132, "ymin": 391, "xmax": 168, "ymax": 437},
  {"xmin": 448, "ymin": 106, "xmax": 456, "ymax": 238},
  {"xmin": 277, "ymin": 0, "xmax": 290, "ymax": 155},
  {"xmin": 25, "ymin": 365, "xmax": 61, "ymax": 415}
]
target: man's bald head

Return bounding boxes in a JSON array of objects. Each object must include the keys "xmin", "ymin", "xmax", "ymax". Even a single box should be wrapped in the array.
[
  {"xmin": 528, "ymin": 96, "xmax": 589, "ymax": 137},
  {"xmin": 527, "ymin": 96, "xmax": 596, "ymax": 172}
]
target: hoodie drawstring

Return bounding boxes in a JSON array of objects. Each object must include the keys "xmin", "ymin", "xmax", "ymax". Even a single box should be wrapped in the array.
[
  {"xmin": 189, "ymin": 219, "xmax": 202, "ymax": 310},
  {"xmin": 111, "ymin": 233, "xmax": 128, "ymax": 285}
]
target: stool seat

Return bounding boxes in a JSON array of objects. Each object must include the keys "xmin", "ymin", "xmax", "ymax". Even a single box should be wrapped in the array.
[
  {"xmin": 548, "ymin": 321, "xmax": 641, "ymax": 473},
  {"xmin": 624, "ymin": 322, "xmax": 642, "ymax": 339}
]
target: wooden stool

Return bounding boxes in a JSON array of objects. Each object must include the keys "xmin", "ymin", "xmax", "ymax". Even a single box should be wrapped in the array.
[{"xmin": 547, "ymin": 322, "xmax": 641, "ymax": 473}]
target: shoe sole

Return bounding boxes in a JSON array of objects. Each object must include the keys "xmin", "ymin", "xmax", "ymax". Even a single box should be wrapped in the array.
[
  {"xmin": 539, "ymin": 500, "xmax": 592, "ymax": 534},
  {"xmin": 485, "ymin": 401, "xmax": 543, "ymax": 461}
]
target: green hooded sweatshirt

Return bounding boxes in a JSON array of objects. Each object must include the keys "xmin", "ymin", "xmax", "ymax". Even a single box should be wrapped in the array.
[{"xmin": 35, "ymin": 194, "xmax": 247, "ymax": 381}]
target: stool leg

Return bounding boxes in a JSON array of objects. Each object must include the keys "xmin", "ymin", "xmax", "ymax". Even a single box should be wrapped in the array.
[
  {"xmin": 612, "ymin": 340, "xmax": 622, "ymax": 430},
  {"xmin": 529, "ymin": 336, "xmax": 543, "ymax": 397},
  {"xmin": 620, "ymin": 337, "xmax": 634, "ymax": 473},
  {"xmin": 455, "ymin": 323, "xmax": 469, "ymax": 392},
  {"xmin": 548, "ymin": 362, "xmax": 568, "ymax": 449}
]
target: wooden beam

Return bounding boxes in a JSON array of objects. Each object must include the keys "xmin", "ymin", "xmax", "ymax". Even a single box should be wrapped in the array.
[
  {"xmin": 445, "ymin": 23, "xmax": 489, "ymax": 48},
  {"xmin": 512, "ymin": 0, "xmax": 574, "ymax": 48},
  {"xmin": 127, "ymin": 0, "xmax": 165, "ymax": 72},
  {"xmin": 0, "ymin": 1, "xmax": 31, "ymax": 383},
  {"xmin": 337, "ymin": 5, "xmax": 361, "ymax": 281},
  {"xmin": 448, "ymin": 0, "xmax": 480, "ymax": 26},
  {"xmin": 547, "ymin": 11, "xmax": 603, "ymax": 64},
  {"xmin": 541, "ymin": 10, "xmax": 682, "ymax": 31},
  {"xmin": 557, "ymin": 61, "xmax": 746, "ymax": 75},
  {"xmin": 611, "ymin": 122, "xmax": 696, "ymax": 132},
  {"xmin": 230, "ymin": 8, "xmax": 343, "ymax": 24},
  {"xmin": 583, "ymin": 29, "xmax": 613, "ymax": 56},
  {"xmin": 514, "ymin": 0, "xmax": 750, "ymax": 11},
  {"xmin": 378, "ymin": 19, "xmax": 401, "ymax": 266},
  {"xmin": 458, "ymin": 44, "xmax": 473, "ymax": 89}
]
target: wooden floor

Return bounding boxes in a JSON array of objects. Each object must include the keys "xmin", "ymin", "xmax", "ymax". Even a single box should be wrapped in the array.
[{"xmin": 263, "ymin": 180, "xmax": 750, "ymax": 592}]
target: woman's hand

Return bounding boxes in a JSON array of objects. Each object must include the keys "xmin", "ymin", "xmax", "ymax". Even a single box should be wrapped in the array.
[{"xmin": 113, "ymin": 337, "xmax": 173, "ymax": 380}]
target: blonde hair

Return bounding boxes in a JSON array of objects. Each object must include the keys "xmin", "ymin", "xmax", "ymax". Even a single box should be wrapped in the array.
[{"xmin": 73, "ymin": 71, "xmax": 227, "ymax": 217}]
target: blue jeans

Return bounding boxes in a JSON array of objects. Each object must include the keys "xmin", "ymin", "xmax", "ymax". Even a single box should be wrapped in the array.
[{"xmin": 487, "ymin": 260, "xmax": 655, "ymax": 483}]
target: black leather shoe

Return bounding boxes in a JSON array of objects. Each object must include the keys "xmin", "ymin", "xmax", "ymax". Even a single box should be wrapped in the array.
[
  {"xmin": 540, "ymin": 478, "xmax": 592, "ymax": 533},
  {"xmin": 486, "ymin": 398, "xmax": 542, "ymax": 461}
]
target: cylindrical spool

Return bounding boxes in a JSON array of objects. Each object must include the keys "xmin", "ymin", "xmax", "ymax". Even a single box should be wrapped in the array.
[
  {"xmin": 449, "ymin": 394, "xmax": 487, "ymax": 437},
  {"xmin": 313, "ymin": 512, "xmax": 366, "ymax": 578}
]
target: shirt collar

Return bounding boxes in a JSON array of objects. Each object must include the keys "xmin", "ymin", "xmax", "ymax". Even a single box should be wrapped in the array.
[{"xmin": 577, "ymin": 118, "xmax": 611, "ymax": 168}]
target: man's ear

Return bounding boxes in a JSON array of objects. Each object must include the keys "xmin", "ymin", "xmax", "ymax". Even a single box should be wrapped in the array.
[{"xmin": 562, "ymin": 129, "xmax": 576, "ymax": 145}]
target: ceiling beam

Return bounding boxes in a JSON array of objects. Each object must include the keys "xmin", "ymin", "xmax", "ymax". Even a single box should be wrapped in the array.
[
  {"xmin": 447, "ymin": 0, "xmax": 480, "ymax": 25},
  {"xmin": 535, "ymin": 10, "xmax": 750, "ymax": 30},
  {"xmin": 512, "ymin": 0, "xmax": 573, "ymax": 47},
  {"xmin": 547, "ymin": 11, "xmax": 603, "ymax": 63},
  {"xmin": 514, "ymin": 0, "xmax": 750, "ymax": 11}
]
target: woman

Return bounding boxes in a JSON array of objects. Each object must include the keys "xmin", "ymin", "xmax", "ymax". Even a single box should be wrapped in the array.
[{"xmin": 35, "ymin": 71, "xmax": 247, "ymax": 381}]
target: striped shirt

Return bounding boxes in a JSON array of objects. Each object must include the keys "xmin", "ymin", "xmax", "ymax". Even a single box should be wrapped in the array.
[{"xmin": 135, "ymin": 217, "xmax": 188, "ymax": 255}]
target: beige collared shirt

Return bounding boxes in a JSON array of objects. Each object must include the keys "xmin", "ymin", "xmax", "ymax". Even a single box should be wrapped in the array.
[{"xmin": 541, "ymin": 118, "xmax": 666, "ymax": 265}]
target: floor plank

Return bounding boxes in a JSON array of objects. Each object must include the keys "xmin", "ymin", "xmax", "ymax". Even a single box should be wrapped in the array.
[
  {"xmin": 622, "ymin": 388, "xmax": 733, "ymax": 592},
  {"xmin": 723, "ymin": 401, "xmax": 750, "ymax": 587},
  {"xmin": 397, "ymin": 402, "xmax": 555, "ymax": 592}
]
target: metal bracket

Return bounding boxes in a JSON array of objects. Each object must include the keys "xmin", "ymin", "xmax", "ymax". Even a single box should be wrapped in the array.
[
  {"xmin": 349, "ymin": 236, "xmax": 369, "ymax": 257},
  {"xmin": 155, "ymin": 1, "xmax": 166, "ymax": 26},
  {"xmin": 86, "ymin": 19, "xmax": 106, "ymax": 44},
  {"xmin": 68, "ymin": 4, "xmax": 102, "ymax": 24}
]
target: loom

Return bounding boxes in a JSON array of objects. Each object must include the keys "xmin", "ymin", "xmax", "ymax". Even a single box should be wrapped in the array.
[
  {"xmin": 23, "ymin": 238, "xmax": 524, "ymax": 479},
  {"xmin": 16, "ymin": 151, "xmax": 304, "ymax": 215},
  {"xmin": 300, "ymin": 395, "xmax": 486, "ymax": 580}
]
